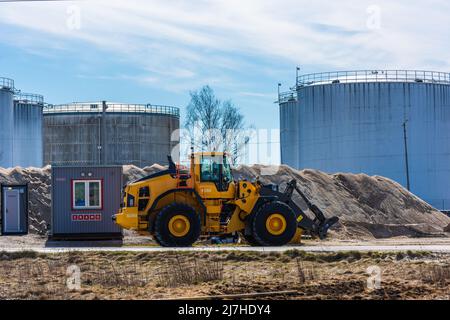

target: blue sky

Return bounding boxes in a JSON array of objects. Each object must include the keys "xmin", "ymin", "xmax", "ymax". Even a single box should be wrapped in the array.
[{"xmin": 0, "ymin": 0, "xmax": 449, "ymax": 163}]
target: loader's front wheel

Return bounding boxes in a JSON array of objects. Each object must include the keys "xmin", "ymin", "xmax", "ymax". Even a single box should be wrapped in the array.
[
  {"xmin": 242, "ymin": 233, "xmax": 260, "ymax": 246},
  {"xmin": 252, "ymin": 201, "xmax": 297, "ymax": 246},
  {"xmin": 242, "ymin": 215, "xmax": 262, "ymax": 246},
  {"xmin": 153, "ymin": 203, "xmax": 201, "ymax": 247}
]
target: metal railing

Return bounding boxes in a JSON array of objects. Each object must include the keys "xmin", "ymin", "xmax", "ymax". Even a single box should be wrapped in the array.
[
  {"xmin": 278, "ymin": 91, "xmax": 298, "ymax": 103},
  {"xmin": 43, "ymin": 102, "xmax": 180, "ymax": 117},
  {"xmin": 0, "ymin": 77, "xmax": 14, "ymax": 90},
  {"xmin": 297, "ymin": 70, "xmax": 450, "ymax": 87},
  {"xmin": 14, "ymin": 92, "xmax": 44, "ymax": 105}
]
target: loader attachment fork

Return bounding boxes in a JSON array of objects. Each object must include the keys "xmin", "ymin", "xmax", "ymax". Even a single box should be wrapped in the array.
[{"xmin": 283, "ymin": 179, "xmax": 339, "ymax": 239}]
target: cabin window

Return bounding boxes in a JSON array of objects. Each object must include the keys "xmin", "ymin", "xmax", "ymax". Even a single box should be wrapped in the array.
[{"xmin": 72, "ymin": 180, "xmax": 102, "ymax": 210}]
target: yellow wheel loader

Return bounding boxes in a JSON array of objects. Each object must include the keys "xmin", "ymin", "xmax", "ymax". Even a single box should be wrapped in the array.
[{"xmin": 113, "ymin": 152, "xmax": 338, "ymax": 247}]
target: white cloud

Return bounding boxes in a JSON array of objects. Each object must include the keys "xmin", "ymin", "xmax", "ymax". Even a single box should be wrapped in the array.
[{"xmin": 0, "ymin": 0, "xmax": 449, "ymax": 92}]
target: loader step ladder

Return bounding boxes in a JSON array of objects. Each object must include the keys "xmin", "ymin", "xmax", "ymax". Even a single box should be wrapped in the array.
[{"xmin": 175, "ymin": 164, "xmax": 191, "ymax": 189}]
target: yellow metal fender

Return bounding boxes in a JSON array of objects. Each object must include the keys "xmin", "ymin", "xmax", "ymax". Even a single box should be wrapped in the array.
[{"xmin": 226, "ymin": 208, "xmax": 246, "ymax": 233}]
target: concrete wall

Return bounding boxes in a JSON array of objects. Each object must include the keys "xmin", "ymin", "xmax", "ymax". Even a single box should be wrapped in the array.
[
  {"xmin": 13, "ymin": 102, "xmax": 43, "ymax": 168},
  {"xmin": 44, "ymin": 112, "xmax": 179, "ymax": 167},
  {"xmin": 0, "ymin": 88, "xmax": 14, "ymax": 169},
  {"xmin": 280, "ymin": 82, "xmax": 450, "ymax": 210}
]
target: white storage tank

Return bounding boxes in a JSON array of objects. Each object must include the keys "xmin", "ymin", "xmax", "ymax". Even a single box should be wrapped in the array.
[
  {"xmin": 0, "ymin": 77, "xmax": 14, "ymax": 168},
  {"xmin": 279, "ymin": 70, "xmax": 450, "ymax": 210},
  {"xmin": 13, "ymin": 93, "xmax": 44, "ymax": 168}
]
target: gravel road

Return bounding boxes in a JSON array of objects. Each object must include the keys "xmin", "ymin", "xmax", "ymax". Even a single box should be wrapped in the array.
[
  {"xmin": 1, "ymin": 235, "xmax": 449, "ymax": 253},
  {"xmin": 1, "ymin": 244, "xmax": 449, "ymax": 253}
]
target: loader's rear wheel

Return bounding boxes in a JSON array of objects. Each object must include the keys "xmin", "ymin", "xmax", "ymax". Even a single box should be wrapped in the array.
[
  {"xmin": 168, "ymin": 215, "xmax": 190, "ymax": 237},
  {"xmin": 153, "ymin": 203, "xmax": 201, "ymax": 247},
  {"xmin": 252, "ymin": 201, "xmax": 297, "ymax": 246}
]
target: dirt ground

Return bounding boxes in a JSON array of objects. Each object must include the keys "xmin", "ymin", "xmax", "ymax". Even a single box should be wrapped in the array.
[
  {"xmin": 2, "ymin": 234, "xmax": 450, "ymax": 250},
  {"xmin": 0, "ymin": 250, "xmax": 448, "ymax": 300}
]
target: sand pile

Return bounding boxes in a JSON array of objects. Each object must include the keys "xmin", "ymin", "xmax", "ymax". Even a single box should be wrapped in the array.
[
  {"xmin": 235, "ymin": 165, "xmax": 450, "ymax": 239},
  {"xmin": 1, "ymin": 164, "xmax": 449, "ymax": 239},
  {"xmin": 122, "ymin": 164, "xmax": 166, "ymax": 185}
]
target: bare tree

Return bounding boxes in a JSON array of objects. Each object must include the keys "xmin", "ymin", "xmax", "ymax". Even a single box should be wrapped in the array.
[{"xmin": 184, "ymin": 86, "xmax": 250, "ymax": 164}]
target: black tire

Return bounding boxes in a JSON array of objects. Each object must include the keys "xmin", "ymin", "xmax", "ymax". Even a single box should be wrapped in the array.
[
  {"xmin": 153, "ymin": 203, "xmax": 201, "ymax": 247},
  {"xmin": 252, "ymin": 201, "xmax": 297, "ymax": 246},
  {"xmin": 242, "ymin": 214, "xmax": 262, "ymax": 246},
  {"xmin": 242, "ymin": 233, "xmax": 261, "ymax": 247},
  {"xmin": 242, "ymin": 234, "xmax": 261, "ymax": 246}
]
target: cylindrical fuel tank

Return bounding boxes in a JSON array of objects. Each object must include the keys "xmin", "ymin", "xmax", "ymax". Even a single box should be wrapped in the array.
[
  {"xmin": 280, "ymin": 70, "xmax": 450, "ymax": 209},
  {"xmin": 43, "ymin": 102, "xmax": 180, "ymax": 167},
  {"xmin": 13, "ymin": 93, "xmax": 44, "ymax": 167},
  {"xmin": 0, "ymin": 77, "xmax": 14, "ymax": 168}
]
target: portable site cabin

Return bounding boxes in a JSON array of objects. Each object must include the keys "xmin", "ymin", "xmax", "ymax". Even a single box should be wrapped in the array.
[
  {"xmin": 50, "ymin": 166, "xmax": 123, "ymax": 240},
  {"xmin": 1, "ymin": 185, "xmax": 28, "ymax": 235}
]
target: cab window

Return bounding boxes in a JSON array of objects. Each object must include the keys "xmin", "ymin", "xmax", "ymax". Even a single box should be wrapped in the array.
[
  {"xmin": 200, "ymin": 155, "xmax": 233, "ymax": 192},
  {"xmin": 222, "ymin": 157, "xmax": 233, "ymax": 182},
  {"xmin": 200, "ymin": 156, "xmax": 221, "ymax": 182}
]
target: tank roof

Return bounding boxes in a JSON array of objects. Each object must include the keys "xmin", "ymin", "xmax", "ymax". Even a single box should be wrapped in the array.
[
  {"xmin": 297, "ymin": 70, "xmax": 450, "ymax": 88},
  {"xmin": 278, "ymin": 69, "xmax": 450, "ymax": 104},
  {"xmin": 14, "ymin": 93, "xmax": 44, "ymax": 105},
  {"xmin": 43, "ymin": 101, "xmax": 180, "ymax": 117}
]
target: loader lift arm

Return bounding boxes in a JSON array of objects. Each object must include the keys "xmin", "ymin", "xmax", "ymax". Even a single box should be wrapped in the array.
[{"xmin": 280, "ymin": 179, "xmax": 338, "ymax": 239}]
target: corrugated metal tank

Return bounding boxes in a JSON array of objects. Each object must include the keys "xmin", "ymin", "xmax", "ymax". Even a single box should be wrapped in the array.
[
  {"xmin": 0, "ymin": 77, "xmax": 14, "ymax": 168},
  {"xmin": 280, "ymin": 70, "xmax": 450, "ymax": 210},
  {"xmin": 43, "ymin": 102, "xmax": 180, "ymax": 167},
  {"xmin": 13, "ymin": 93, "xmax": 44, "ymax": 168}
]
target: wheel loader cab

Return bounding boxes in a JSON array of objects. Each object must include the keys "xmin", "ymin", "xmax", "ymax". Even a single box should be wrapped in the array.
[{"xmin": 193, "ymin": 152, "xmax": 235, "ymax": 199}]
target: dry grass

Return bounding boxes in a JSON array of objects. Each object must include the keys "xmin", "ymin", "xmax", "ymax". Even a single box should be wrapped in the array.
[
  {"xmin": 0, "ymin": 250, "xmax": 448, "ymax": 300},
  {"xmin": 156, "ymin": 255, "xmax": 223, "ymax": 287},
  {"xmin": 419, "ymin": 264, "xmax": 450, "ymax": 288},
  {"xmin": 296, "ymin": 258, "xmax": 317, "ymax": 284}
]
